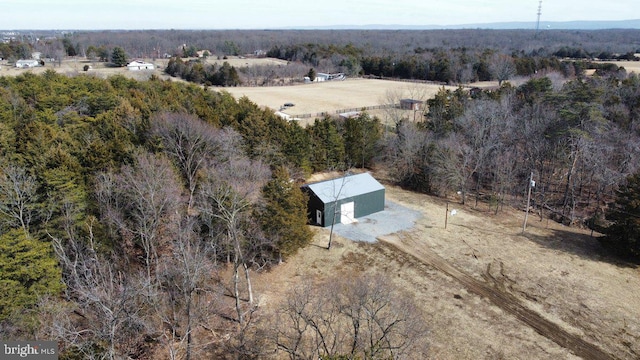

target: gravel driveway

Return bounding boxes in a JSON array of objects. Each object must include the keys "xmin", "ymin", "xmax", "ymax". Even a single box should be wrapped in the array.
[{"xmin": 331, "ymin": 200, "xmax": 422, "ymax": 243}]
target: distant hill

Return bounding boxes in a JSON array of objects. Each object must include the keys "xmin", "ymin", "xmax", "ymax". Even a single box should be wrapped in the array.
[{"xmin": 288, "ymin": 19, "xmax": 640, "ymax": 30}]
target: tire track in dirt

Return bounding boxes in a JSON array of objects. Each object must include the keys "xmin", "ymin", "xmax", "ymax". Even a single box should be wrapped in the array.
[{"xmin": 377, "ymin": 233, "xmax": 613, "ymax": 360}]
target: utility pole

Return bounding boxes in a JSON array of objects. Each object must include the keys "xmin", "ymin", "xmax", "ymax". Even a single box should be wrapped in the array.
[
  {"xmin": 445, "ymin": 202, "xmax": 449, "ymax": 229},
  {"xmin": 522, "ymin": 172, "xmax": 534, "ymax": 234}
]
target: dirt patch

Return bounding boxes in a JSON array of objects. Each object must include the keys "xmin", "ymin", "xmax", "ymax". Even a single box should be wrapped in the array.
[
  {"xmin": 379, "ymin": 233, "xmax": 610, "ymax": 360},
  {"xmin": 255, "ymin": 184, "xmax": 640, "ymax": 359}
]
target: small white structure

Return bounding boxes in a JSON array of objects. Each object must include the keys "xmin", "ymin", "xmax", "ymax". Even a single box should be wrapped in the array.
[
  {"xmin": 127, "ymin": 60, "xmax": 155, "ymax": 71},
  {"xmin": 315, "ymin": 73, "xmax": 330, "ymax": 82},
  {"xmin": 31, "ymin": 52, "xmax": 42, "ymax": 60},
  {"xmin": 339, "ymin": 111, "xmax": 361, "ymax": 119},
  {"xmin": 308, "ymin": 72, "xmax": 346, "ymax": 83},
  {"xmin": 275, "ymin": 111, "xmax": 291, "ymax": 120},
  {"xmin": 15, "ymin": 59, "xmax": 40, "ymax": 68}
]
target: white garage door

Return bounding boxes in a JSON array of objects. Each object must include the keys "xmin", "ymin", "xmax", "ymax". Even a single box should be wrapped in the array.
[{"xmin": 340, "ymin": 202, "xmax": 356, "ymax": 224}]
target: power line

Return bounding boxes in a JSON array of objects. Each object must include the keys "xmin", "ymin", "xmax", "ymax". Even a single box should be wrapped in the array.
[{"xmin": 535, "ymin": 0, "xmax": 543, "ymax": 35}]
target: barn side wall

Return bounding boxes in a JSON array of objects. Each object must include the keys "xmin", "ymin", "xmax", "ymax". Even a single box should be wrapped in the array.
[
  {"xmin": 302, "ymin": 187, "xmax": 326, "ymax": 226},
  {"xmin": 323, "ymin": 189, "xmax": 385, "ymax": 227},
  {"xmin": 302, "ymin": 182, "xmax": 385, "ymax": 228},
  {"xmin": 354, "ymin": 189, "xmax": 385, "ymax": 218}
]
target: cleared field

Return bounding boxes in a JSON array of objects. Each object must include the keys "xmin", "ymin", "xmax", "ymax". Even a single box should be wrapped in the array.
[
  {"xmin": 594, "ymin": 60, "xmax": 640, "ymax": 73},
  {"xmin": 255, "ymin": 181, "xmax": 640, "ymax": 359},
  {"xmin": 0, "ymin": 57, "xmax": 286, "ymax": 80},
  {"xmin": 220, "ymin": 78, "xmax": 457, "ymax": 125},
  {"xmin": 0, "ymin": 59, "xmax": 164, "ymax": 81}
]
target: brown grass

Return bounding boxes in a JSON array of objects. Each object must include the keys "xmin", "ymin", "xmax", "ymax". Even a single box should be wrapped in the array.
[
  {"xmin": 220, "ymin": 79, "xmax": 457, "ymax": 126},
  {"xmin": 254, "ymin": 182, "xmax": 640, "ymax": 359},
  {"xmin": 593, "ymin": 60, "xmax": 640, "ymax": 74}
]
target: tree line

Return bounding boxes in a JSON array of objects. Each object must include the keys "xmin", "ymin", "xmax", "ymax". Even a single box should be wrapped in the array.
[
  {"xmin": 160, "ymin": 40, "xmax": 632, "ymax": 88},
  {"xmin": 38, "ymin": 29, "xmax": 640, "ymax": 60},
  {"xmin": 165, "ymin": 58, "xmax": 241, "ymax": 86},
  {"xmin": 381, "ymin": 71, "xmax": 640, "ymax": 257}
]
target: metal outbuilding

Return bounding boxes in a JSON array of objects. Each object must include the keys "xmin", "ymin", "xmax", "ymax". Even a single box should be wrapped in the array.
[
  {"xmin": 15, "ymin": 59, "xmax": 40, "ymax": 68},
  {"xmin": 302, "ymin": 173, "xmax": 385, "ymax": 227}
]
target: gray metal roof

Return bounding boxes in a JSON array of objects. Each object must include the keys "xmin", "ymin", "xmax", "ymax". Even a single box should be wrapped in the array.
[{"xmin": 304, "ymin": 173, "xmax": 384, "ymax": 204}]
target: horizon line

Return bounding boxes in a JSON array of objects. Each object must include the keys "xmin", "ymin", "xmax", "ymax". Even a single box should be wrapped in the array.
[{"xmin": 2, "ymin": 19, "xmax": 640, "ymax": 32}]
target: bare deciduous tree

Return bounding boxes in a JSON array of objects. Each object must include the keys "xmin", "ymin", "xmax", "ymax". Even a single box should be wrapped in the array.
[
  {"xmin": 51, "ymin": 221, "xmax": 150, "ymax": 360},
  {"xmin": 275, "ymin": 273, "xmax": 429, "ymax": 359},
  {"xmin": 383, "ymin": 121, "xmax": 433, "ymax": 192},
  {"xmin": 152, "ymin": 112, "xmax": 228, "ymax": 209},
  {"xmin": 0, "ymin": 164, "xmax": 38, "ymax": 234},
  {"xmin": 489, "ymin": 53, "xmax": 516, "ymax": 86},
  {"xmin": 156, "ymin": 218, "xmax": 219, "ymax": 360},
  {"xmin": 95, "ymin": 151, "xmax": 182, "ymax": 285},
  {"xmin": 196, "ymin": 156, "xmax": 270, "ymax": 325}
]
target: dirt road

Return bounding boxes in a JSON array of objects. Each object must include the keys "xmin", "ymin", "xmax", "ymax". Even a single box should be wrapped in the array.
[{"xmin": 378, "ymin": 233, "xmax": 614, "ymax": 360}]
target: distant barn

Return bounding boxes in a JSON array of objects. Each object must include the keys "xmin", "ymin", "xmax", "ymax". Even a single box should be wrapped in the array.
[
  {"xmin": 301, "ymin": 173, "xmax": 385, "ymax": 227},
  {"xmin": 127, "ymin": 60, "xmax": 155, "ymax": 71}
]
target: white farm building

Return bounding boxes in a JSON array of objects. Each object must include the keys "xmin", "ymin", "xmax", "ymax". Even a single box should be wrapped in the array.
[
  {"xmin": 15, "ymin": 59, "xmax": 40, "ymax": 68},
  {"xmin": 127, "ymin": 60, "xmax": 155, "ymax": 71}
]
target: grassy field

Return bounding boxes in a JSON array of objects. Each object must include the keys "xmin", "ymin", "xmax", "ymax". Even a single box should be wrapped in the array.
[
  {"xmin": 593, "ymin": 60, "xmax": 640, "ymax": 74},
  {"xmin": 220, "ymin": 78, "xmax": 458, "ymax": 126}
]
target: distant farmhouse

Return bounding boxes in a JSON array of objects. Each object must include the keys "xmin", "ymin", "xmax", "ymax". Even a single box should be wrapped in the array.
[
  {"xmin": 317, "ymin": 72, "xmax": 346, "ymax": 82},
  {"xmin": 302, "ymin": 173, "xmax": 385, "ymax": 227},
  {"xmin": 15, "ymin": 59, "xmax": 41, "ymax": 68},
  {"xmin": 127, "ymin": 60, "xmax": 155, "ymax": 71},
  {"xmin": 305, "ymin": 72, "xmax": 346, "ymax": 83}
]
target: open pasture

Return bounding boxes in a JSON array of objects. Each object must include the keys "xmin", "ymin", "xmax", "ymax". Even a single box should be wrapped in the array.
[
  {"xmin": 593, "ymin": 60, "xmax": 640, "ymax": 73},
  {"xmin": 220, "ymin": 78, "xmax": 457, "ymax": 125}
]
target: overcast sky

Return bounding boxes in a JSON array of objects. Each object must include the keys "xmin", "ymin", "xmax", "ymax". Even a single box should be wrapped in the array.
[{"xmin": 3, "ymin": 0, "xmax": 639, "ymax": 30}]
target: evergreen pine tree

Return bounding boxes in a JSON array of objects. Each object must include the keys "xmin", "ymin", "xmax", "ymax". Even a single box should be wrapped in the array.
[
  {"xmin": 258, "ymin": 166, "xmax": 313, "ymax": 260},
  {"xmin": 602, "ymin": 172, "xmax": 640, "ymax": 259},
  {"xmin": 111, "ymin": 47, "xmax": 127, "ymax": 67},
  {"xmin": 307, "ymin": 68, "xmax": 316, "ymax": 81},
  {"xmin": 0, "ymin": 229, "xmax": 64, "ymax": 320}
]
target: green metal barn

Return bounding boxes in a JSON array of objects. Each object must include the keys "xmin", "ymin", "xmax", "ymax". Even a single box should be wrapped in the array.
[{"xmin": 301, "ymin": 173, "xmax": 385, "ymax": 227}]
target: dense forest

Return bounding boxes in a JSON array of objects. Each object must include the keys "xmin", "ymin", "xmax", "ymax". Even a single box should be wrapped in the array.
[
  {"xmin": 14, "ymin": 29, "xmax": 640, "ymax": 59},
  {"xmin": 1, "ymin": 29, "xmax": 640, "ymax": 358}
]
